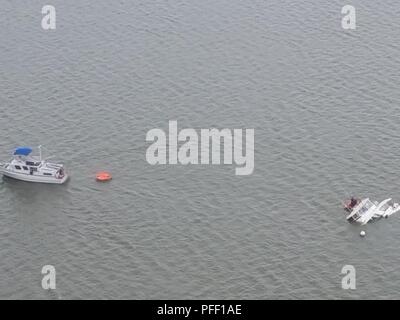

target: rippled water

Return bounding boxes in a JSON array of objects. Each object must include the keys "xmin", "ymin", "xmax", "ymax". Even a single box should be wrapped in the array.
[{"xmin": 1, "ymin": 0, "xmax": 400, "ymax": 299}]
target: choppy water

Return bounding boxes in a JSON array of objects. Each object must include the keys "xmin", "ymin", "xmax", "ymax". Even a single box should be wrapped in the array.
[{"xmin": 1, "ymin": 0, "xmax": 400, "ymax": 299}]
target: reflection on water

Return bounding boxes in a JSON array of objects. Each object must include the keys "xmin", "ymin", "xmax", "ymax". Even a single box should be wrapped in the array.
[{"xmin": 2, "ymin": 176, "xmax": 70, "ymax": 212}]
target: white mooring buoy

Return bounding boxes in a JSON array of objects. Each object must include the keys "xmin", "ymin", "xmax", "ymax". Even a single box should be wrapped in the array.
[{"xmin": 360, "ymin": 230, "xmax": 366, "ymax": 237}]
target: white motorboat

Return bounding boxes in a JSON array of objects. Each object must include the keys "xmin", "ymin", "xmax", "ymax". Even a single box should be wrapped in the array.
[
  {"xmin": 0, "ymin": 146, "xmax": 68, "ymax": 184},
  {"xmin": 344, "ymin": 197, "xmax": 400, "ymax": 224}
]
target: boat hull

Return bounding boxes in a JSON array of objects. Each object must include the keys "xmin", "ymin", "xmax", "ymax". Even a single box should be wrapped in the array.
[{"xmin": 1, "ymin": 170, "xmax": 68, "ymax": 184}]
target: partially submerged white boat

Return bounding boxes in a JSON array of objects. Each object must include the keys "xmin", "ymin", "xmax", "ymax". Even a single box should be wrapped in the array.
[
  {"xmin": 373, "ymin": 198, "xmax": 400, "ymax": 218},
  {"xmin": 0, "ymin": 146, "xmax": 68, "ymax": 184},
  {"xmin": 344, "ymin": 197, "xmax": 400, "ymax": 224}
]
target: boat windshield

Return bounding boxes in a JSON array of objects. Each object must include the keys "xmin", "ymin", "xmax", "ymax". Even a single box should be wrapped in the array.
[
  {"xmin": 380, "ymin": 203, "xmax": 390, "ymax": 211},
  {"xmin": 26, "ymin": 161, "xmax": 40, "ymax": 166}
]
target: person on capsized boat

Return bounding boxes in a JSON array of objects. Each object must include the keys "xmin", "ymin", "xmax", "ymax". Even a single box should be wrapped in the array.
[{"xmin": 350, "ymin": 197, "xmax": 358, "ymax": 208}]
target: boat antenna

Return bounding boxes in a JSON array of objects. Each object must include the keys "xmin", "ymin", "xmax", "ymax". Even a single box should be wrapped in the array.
[{"xmin": 39, "ymin": 145, "xmax": 42, "ymax": 161}]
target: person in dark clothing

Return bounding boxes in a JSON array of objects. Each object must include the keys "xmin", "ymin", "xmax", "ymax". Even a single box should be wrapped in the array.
[{"xmin": 350, "ymin": 197, "xmax": 357, "ymax": 208}]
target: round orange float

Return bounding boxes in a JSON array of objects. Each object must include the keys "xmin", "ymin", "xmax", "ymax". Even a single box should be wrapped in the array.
[{"xmin": 96, "ymin": 171, "xmax": 112, "ymax": 182}]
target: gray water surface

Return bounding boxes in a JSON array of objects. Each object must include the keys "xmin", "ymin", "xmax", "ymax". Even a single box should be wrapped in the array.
[{"xmin": 1, "ymin": 0, "xmax": 400, "ymax": 299}]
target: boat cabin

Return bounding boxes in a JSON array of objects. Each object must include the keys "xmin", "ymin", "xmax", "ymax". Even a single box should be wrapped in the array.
[{"xmin": 346, "ymin": 198, "xmax": 376, "ymax": 224}]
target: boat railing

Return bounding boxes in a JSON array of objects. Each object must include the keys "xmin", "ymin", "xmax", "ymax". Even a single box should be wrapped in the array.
[{"xmin": 46, "ymin": 163, "xmax": 62, "ymax": 169}]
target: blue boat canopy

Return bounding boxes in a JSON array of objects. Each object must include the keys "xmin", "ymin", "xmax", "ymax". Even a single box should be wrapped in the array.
[{"xmin": 14, "ymin": 147, "xmax": 33, "ymax": 156}]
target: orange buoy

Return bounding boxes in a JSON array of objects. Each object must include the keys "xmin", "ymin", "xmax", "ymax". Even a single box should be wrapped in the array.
[{"xmin": 96, "ymin": 171, "xmax": 112, "ymax": 182}]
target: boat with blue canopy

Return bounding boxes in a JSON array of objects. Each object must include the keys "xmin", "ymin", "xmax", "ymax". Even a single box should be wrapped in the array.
[{"xmin": 0, "ymin": 146, "xmax": 68, "ymax": 184}]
